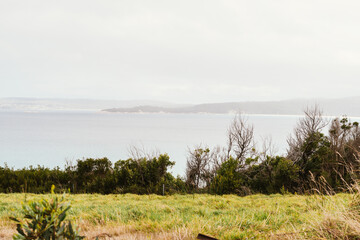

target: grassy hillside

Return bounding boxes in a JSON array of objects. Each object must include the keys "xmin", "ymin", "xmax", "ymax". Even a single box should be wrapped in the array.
[{"xmin": 0, "ymin": 193, "xmax": 356, "ymax": 239}]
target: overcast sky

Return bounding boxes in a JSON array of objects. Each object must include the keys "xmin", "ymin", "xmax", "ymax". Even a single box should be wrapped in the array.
[{"xmin": 1, "ymin": 1, "xmax": 360, "ymax": 104}]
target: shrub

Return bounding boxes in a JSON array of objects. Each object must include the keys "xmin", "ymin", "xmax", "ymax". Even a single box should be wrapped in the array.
[{"xmin": 10, "ymin": 186, "xmax": 84, "ymax": 240}]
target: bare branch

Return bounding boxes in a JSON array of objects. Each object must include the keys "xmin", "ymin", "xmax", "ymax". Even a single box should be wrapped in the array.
[
  {"xmin": 227, "ymin": 114, "xmax": 255, "ymax": 164},
  {"xmin": 287, "ymin": 105, "xmax": 328, "ymax": 163},
  {"xmin": 127, "ymin": 144, "xmax": 160, "ymax": 160}
]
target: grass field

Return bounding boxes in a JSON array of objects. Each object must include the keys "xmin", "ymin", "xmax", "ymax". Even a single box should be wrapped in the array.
[{"xmin": 0, "ymin": 193, "xmax": 354, "ymax": 239}]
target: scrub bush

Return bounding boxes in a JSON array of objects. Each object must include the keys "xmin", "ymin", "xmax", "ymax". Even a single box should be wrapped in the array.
[{"xmin": 10, "ymin": 186, "xmax": 84, "ymax": 240}]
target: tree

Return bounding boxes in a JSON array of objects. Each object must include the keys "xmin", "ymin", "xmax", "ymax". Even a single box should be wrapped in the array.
[
  {"xmin": 287, "ymin": 105, "xmax": 328, "ymax": 163},
  {"xmin": 114, "ymin": 154, "xmax": 175, "ymax": 194},
  {"xmin": 185, "ymin": 147, "xmax": 211, "ymax": 191},
  {"xmin": 328, "ymin": 117, "xmax": 360, "ymax": 186},
  {"xmin": 227, "ymin": 114, "xmax": 255, "ymax": 165},
  {"xmin": 211, "ymin": 157, "xmax": 246, "ymax": 195},
  {"xmin": 75, "ymin": 158, "xmax": 113, "ymax": 193},
  {"xmin": 249, "ymin": 156, "xmax": 300, "ymax": 194},
  {"xmin": 286, "ymin": 106, "xmax": 333, "ymax": 190}
]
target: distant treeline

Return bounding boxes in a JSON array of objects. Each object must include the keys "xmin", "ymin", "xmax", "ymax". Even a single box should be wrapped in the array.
[
  {"xmin": 1, "ymin": 106, "xmax": 360, "ymax": 195},
  {"xmin": 0, "ymin": 155, "xmax": 185, "ymax": 194}
]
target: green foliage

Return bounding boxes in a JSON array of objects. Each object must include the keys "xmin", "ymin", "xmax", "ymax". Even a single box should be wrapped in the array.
[
  {"xmin": 114, "ymin": 154, "xmax": 175, "ymax": 194},
  {"xmin": 75, "ymin": 157, "xmax": 115, "ymax": 194},
  {"xmin": 249, "ymin": 156, "xmax": 300, "ymax": 194},
  {"xmin": 211, "ymin": 156, "xmax": 300, "ymax": 195},
  {"xmin": 10, "ymin": 189, "xmax": 84, "ymax": 239},
  {"xmin": 0, "ymin": 155, "xmax": 178, "ymax": 195},
  {"xmin": 211, "ymin": 157, "xmax": 246, "ymax": 195}
]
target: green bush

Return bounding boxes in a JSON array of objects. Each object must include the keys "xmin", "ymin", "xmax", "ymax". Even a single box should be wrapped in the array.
[{"xmin": 10, "ymin": 186, "xmax": 84, "ymax": 240}]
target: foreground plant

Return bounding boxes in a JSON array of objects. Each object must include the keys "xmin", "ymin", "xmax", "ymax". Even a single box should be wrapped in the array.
[{"xmin": 10, "ymin": 186, "xmax": 84, "ymax": 240}]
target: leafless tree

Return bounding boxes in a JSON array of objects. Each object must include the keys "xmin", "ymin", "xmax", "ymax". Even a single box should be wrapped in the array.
[
  {"xmin": 185, "ymin": 144, "xmax": 230, "ymax": 191},
  {"xmin": 185, "ymin": 114, "xmax": 257, "ymax": 190},
  {"xmin": 227, "ymin": 114, "xmax": 255, "ymax": 165},
  {"xmin": 210, "ymin": 145, "xmax": 228, "ymax": 172},
  {"xmin": 258, "ymin": 136, "xmax": 278, "ymax": 163},
  {"xmin": 287, "ymin": 105, "xmax": 328, "ymax": 163},
  {"xmin": 127, "ymin": 144, "xmax": 160, "ymax": 160}
]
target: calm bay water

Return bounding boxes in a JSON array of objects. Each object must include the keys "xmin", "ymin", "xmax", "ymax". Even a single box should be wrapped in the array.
[{"xmin": 0, "ymin": 111, "xmax": 308, "ymax": 175}]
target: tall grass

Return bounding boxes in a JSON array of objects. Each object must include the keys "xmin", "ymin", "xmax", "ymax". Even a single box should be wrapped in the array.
[{"xmin": 307, "ymin": 183, "xmax": 360, "ymax": 239}]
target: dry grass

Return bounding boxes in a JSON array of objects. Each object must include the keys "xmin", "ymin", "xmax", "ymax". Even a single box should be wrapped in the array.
[
  {"xmin": 0, "ymin": 226, "xmax": 14, "ymax": 239},
  {"xmin": 0, "ymin": 223, "xmax": 193, "ymax": 240},
  {"xmin": 311, "ymin": 192, "xmax": 360, "ymax": 239},
  {"xmin": 81, "ymin": 224, "xmax": 193, "ymax": 240}
]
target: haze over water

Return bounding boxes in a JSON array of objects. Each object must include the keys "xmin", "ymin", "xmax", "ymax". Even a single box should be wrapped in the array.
[{"xmin": 0, "ymin": 111, "xmax": 305, "ymax": 175}]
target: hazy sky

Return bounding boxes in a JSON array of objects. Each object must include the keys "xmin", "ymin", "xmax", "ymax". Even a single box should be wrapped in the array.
[{"xmin": 1, "ymin": 1, "xmax": 360, "ymax": 104}]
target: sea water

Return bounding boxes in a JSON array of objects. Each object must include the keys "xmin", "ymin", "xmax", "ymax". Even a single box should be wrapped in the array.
[{"xmin": 0, "ymin": 111, "xmax": 338, "ymax": 175}]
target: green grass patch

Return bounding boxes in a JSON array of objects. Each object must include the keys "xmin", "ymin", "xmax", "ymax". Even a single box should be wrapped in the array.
[{"xmin": 0, "ymin": 193, "xmax": 353, "ymax": 239}]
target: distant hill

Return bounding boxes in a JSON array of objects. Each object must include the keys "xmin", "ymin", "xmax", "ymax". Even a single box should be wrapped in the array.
[
  {"xmin": 103, "ymin": 97, "xmax": 360, "ymax": 117},
  {"xmin": 2, "ymin": 97, "xmax": 360, "ymax": 117},
  {"xmin": 0, "ymin": 98, "xmax": 187, "ymax": 112}
]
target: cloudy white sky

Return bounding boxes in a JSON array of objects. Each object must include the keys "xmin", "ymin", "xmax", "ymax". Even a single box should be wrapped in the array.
[{"xmin": 1, "ymin": 1, "xmax": 360, "ymax": 104}]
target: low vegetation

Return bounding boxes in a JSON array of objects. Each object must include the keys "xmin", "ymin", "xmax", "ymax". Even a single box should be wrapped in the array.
[
  {"xmin": 10, "ymin": 186, "xmax": 84, "ymax": 239},
  {"xmin": 0, "ymin": 192, "xmax": 358, "ymax": 239}
]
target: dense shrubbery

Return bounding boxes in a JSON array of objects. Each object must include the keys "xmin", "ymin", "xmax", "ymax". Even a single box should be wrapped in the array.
[
  {"xmin": 1, "ymin": 106, "xmax": 360, "ymax": 195},
  {"xmin": 0, "ymin": 154, "xmax": 183, "ymax": 194}
]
